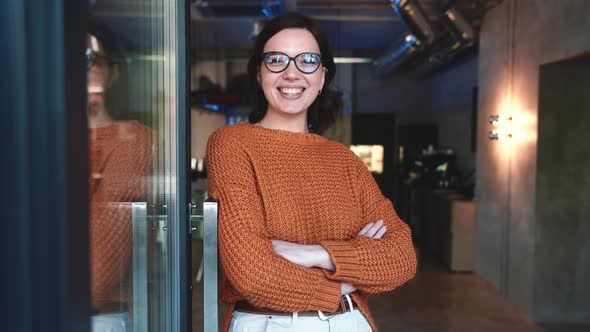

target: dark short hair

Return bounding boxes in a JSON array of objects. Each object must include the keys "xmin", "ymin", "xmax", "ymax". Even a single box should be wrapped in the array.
[{"xmin": 247, "ymin": 12, "xmax": 342, "ymax": 134}]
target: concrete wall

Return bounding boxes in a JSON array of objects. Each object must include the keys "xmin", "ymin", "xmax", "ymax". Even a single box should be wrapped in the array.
[
  {"xmin": 475, "ymin": 0, "xmax": 590, "ymax": 322},
  {"xmin": 535, "ymin": 58, "xmax": 590, "ymax": 322}
]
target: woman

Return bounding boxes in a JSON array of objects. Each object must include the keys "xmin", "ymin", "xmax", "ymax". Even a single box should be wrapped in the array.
[
  {"xmin": 207, "ymin": 12, "xmax": 417, "ymax": 332},
  {"xmin": 87, "ymin": 19, "xmax": 153, "ymax": 332}
]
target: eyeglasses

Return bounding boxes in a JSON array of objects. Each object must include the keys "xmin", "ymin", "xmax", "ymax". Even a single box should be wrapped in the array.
[
  {"xmin": 85, "ymin": 48, "xmax": 111, "ymax": 71},
  {"xmin": 262, "ymin": 52, "xmax": 322, "ymax": 74}
]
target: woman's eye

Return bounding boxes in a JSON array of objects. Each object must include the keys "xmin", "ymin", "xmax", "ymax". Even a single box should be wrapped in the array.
[
  {"xmin": 300, "ymin": 54, "xmax": 318, "ymax": 64},
  {"xmin": 267, "ymin": 55, "xmax": 285, "ymax": 64}
]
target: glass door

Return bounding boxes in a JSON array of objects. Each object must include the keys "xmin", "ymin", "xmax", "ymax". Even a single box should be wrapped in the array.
[{"xmin": 88, "ymin": 0, "xmax": 190, "ymax": 331}]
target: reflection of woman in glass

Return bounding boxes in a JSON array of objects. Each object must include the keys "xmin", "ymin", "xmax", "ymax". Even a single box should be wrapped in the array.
[
  {"xmin": 207, "ymin": 12, "xmax": 417, "ymax": 332},
  {"xmin": 87, "ymin": 21, "xmax": 152, "ymax": 332}
]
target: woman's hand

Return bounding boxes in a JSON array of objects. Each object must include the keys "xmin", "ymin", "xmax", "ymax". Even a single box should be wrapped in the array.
[
  {"xmin": 271, "ymin": 240, "xmax": 333, "ymax": 269},
  {"xmin": 357, "ymin": 219, "xmax": 387, "ymax": 239},
  {"xmin": 271, "ymin": 220, "xmax": 387, "ymax": 269},
  {"xmin": 341, "ymin": 281, "xmax": 357, "ymax": 295},
  {"xmin": 272, "ymin": 220, "xmax": 387, "ymax": 297}
]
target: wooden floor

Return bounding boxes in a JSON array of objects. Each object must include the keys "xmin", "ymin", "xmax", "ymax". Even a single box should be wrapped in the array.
[{"xmin": 190, "ymin": 252, "xmax": 589, "ymax": 331}]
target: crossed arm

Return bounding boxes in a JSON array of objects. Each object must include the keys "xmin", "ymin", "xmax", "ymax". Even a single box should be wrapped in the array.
[{"xmin": 271, "ymin": 219, "xmax": 388, "ymax": 295}]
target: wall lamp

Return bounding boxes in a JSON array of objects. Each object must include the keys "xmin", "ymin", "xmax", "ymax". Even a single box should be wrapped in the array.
[{"xmin": 488, "ymin": 114, "xmax": 513, "ymax": 140}]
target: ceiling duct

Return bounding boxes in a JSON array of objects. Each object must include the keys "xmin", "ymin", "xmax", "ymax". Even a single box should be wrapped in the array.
[
  {"xmin": 444, "ymin": 7, "xmax": 476, "ymax": 47},
  {"xmin": 375, "ymin": 0, "xmax": 478, "ymax": 78},
  {"xmin": 411, "ymin": 6, "xmax": 477, "ymax": 76},
  {"xmin": 194, "ymin": 0, "xmax": 285, "ymax": 18},
  {"xmin": 373, "ymin": 35, "xmax": 421, "ymax": 74},
  {"xmin": 372, "ymin": 0, "xmax": 434, "ymax": 76},
  {"xmin": 392, "ymin": 0, "xmax": 435, "ymax": 45}
]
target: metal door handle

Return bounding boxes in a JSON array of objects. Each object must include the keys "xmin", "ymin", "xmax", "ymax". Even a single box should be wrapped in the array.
[{"xmin": 202, "ymin": 198, "xmax": 218, "ymax": 332}]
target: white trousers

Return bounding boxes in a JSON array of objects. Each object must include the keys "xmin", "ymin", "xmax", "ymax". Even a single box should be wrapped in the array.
[
  {"xmin": 91, "ymin": 312, "xmax": 132, "ymax": 332},
  {"xmin": 229, "ymin": 309, "xmax": 373, "ymax": 332}
]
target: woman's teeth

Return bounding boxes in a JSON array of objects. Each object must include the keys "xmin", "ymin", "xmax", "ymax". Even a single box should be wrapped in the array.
[
  {"xmin": 280, "ymin": 87, "xmax": 304, "ymax": 95},
  {"xmin": 88, "ymin": 86, "xmax": 104, "ymax": 94}
]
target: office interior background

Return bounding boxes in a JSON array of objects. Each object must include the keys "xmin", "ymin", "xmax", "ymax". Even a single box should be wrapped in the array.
[{"xmin": 3, "ymin": 0, "xmax": 589, "ymax": 331}]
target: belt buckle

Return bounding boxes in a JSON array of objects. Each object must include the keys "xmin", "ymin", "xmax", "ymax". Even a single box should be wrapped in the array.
[{"xmin": 317, "ymin": 294, "xmax": 354, "ymax": 321}]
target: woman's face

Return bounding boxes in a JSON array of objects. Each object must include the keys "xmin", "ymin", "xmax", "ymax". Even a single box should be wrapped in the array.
[
  {"xmin": 258, "ymin": 28, "xmax": 325, "ymax": 119},
  {"xmin": 86, "ymin": 34, "xmax": 118, "ymax": 115},
  {"xmin": 87, "ymin": 35, "xmax": 115, "ymax": 93}
]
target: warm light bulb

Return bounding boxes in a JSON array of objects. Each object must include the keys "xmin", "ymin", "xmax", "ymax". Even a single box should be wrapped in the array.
[{"xmin": 488, "ymin": 114, "xmax": 516, "ymax": 140}]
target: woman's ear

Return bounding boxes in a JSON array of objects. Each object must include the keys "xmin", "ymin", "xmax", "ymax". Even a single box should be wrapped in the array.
[
  {"xmin": 320, "ymin": 67, "xmax": 326, "ymax": 92},
  {"xmin": 257, "ymin": 66, "xmax": 261, "ymax": 84}
]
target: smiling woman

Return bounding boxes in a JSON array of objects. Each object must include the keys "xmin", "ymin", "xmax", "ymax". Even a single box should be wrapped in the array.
[
  {"xmin": 206, "ymin": 12, "xmax": 417, "ymax": 332},
  {"xmin": 257, "ymin": 28, "xmax": 326, "ymax": 131},
  {"xmin": 247, "ymin": 12, "xmax": 341, "ymax": 134}
]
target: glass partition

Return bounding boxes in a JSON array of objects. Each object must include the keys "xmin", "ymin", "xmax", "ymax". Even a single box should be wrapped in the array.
[{"xmin": 88, "ymin": 0, "xmax": 188, "ymax": 331}]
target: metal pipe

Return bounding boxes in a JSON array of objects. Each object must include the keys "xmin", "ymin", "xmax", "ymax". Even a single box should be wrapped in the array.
[
  {"xmin": 391, "ymin": 0, "xmax": 435, "ymax": 45},
  {"xmin": 373, "ymin": 34, "xmax": 421, "ymax": 74}
]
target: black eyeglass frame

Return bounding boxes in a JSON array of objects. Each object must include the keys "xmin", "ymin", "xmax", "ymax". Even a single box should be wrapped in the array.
[
  {"xmin": 85, "ymin": 48, "xmax": 113, "ymax": 71},
  {"xmin": 262, "ymin": 51, "xmax": 323, "ymax": 74}
]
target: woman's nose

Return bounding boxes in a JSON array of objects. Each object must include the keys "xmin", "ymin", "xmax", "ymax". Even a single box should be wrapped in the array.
[{"xmin": 281, "ymin": 61, "xmax": 300, "ymax": 79}]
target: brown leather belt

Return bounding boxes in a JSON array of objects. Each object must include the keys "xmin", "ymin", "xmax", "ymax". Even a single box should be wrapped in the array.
[{"xmin": 235, "ymin": 298, "xmax": 357, "ymax": 317}]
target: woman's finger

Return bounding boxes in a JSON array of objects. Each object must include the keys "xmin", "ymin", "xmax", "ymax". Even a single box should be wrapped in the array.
[
  {"xmin": 364, "ymin": 220, "xmax": 384, "ymax": 238},
  {"xmin": 373, "ymin": 225, "xmax": 387, "ymax": 239},
  {"xmin": 357, "ymin": 222, "xmax": 374, "ymax": 236}
]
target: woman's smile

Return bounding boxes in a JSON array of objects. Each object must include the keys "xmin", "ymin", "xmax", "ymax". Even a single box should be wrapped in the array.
[{"xmin": 278, "ymin": 86, "xmax": 306, "ymax": 97}]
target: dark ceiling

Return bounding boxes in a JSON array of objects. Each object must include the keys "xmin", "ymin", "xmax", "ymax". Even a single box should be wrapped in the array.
[
  {"xmin": 92, "ymin": 0, "xmax": 503, "ymax": 63},
  {"xmin": 190, "ymin": 0, "xmax": 503, "ymax": 56}
]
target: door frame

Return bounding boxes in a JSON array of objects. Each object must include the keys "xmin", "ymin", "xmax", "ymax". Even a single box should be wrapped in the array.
[
  {"xmin": 2, "ymin": 0, "xmax": 90, "ymax": 331},
  {"xmin": 174, "ymin": 0, "xmax": 192, "ymax": 330}
]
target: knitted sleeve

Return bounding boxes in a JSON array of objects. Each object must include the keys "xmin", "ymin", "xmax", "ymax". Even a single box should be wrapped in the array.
[
  {"xmin": 319, "ymin": 153, "xmax": 417, "ymax": 294},
  {"xmin": 207, "ymin": 129, "xmax": 342, "ymax": 312},
  {"xmin": 90, "ymin": 127, "xmax": 152, "ymax": 304}
]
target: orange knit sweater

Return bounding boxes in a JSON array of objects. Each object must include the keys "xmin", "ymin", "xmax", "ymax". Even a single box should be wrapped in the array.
[
  {"xmin": 89, "ymin": 121, "xmax": 153, "ymax": 311},
  {"xmin": 207, "ymin": 121, "xmax": 417, "ymax": 331}
]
